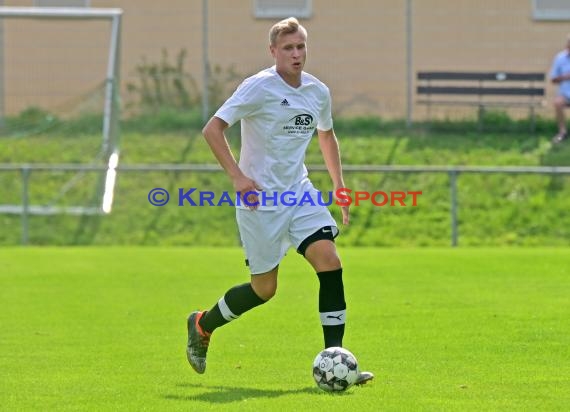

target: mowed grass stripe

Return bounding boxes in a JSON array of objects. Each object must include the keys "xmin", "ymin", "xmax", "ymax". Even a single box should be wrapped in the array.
[{"xmin": 0, "ymin": 247, "xmax": 568, "ymax": 411}]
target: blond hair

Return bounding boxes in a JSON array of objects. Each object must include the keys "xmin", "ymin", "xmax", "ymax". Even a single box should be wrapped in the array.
[{"xmin": 269, "ymin": 17, "xmax": 307, "ymax": 46}]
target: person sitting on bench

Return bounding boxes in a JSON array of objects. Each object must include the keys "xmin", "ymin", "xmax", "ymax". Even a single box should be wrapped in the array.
[{"xmin": 550, "ymin": 35, "xmax": 570, "ymax": 144}]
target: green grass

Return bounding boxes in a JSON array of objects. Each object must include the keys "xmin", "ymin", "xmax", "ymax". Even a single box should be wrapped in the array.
[
  {"xmin": 2, "ymin": 112, "xmax": 570, "ymax": 246},
  {"xmin": 2, "ymin": 128, "xmax": 570, "ymax": 246},
  {"xmin": 1, "ymin": 247, "xmax": 568, "ymax": 411}
]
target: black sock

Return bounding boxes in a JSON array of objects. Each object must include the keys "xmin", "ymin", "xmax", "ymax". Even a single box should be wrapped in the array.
[
  {"xmin": 199, "ymin": 282, "xmax": 266, "ymax": 334},
  {"xmin": 317, "ymin": 268, "xmax": 346, "ymax": 348}
]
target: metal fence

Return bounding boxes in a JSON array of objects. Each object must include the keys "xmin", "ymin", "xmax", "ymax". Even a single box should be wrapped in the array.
[{"xmin": 2, "ymin": 163, "xmax": 570, "ymax": 246}]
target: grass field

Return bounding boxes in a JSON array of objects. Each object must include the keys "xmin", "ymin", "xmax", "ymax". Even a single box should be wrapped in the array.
[{"xmin": 1, "ymin": 247, "xmax": 568, "ymax": 411}]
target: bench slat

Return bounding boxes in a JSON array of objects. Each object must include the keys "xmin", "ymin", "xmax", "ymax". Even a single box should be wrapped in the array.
[
  {"xmin": 417, "ymin": 86, "xmax": 544, "ymax": 96},
  {"xmin": 417, "ymin": 72, "xmax": 545, "ymax": 81},
  {"xmin": 416, "ymin": 99, "xmax": 544, "ymax": 107}
]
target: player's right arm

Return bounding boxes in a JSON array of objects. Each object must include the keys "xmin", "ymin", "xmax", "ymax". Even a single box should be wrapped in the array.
[
  {"xmin": 203, "ymin": 73, "xmax": 266, "ymax": 205},
  {"xmin": 202, "ymin": 116, "xmax": 260, "ymax": 206},
  {"xmin": 202, "ymin": 116, "xmax": 241, "ymax": 180}
]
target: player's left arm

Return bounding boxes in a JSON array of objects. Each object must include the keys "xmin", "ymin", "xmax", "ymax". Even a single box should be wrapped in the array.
[{"xmin": 318, "ymin": 128, "xmax": 349, "ymax": 225}]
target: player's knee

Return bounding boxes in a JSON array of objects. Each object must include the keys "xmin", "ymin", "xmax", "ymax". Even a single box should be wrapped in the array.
[
  {"xmin": 251, "ymin": 280, "xmax": 277, "ymax": 301},
  {"xmin": 323, "ymin": 252, "xmax": 341, "ymax": 270},
  {"xmin": 313, "ymin": 246, "xmax": 341, "ymax": 271}
]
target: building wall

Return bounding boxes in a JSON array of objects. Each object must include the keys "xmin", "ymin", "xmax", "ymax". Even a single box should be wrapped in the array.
[{"xmin": 1, "ymin": 0, "xmax": 568, "ymax": 120}]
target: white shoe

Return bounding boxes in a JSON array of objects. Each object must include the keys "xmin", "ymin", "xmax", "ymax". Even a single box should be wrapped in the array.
[{"xmin": 354, "ymin": 371, "xmax": 374, "ymax": 385}]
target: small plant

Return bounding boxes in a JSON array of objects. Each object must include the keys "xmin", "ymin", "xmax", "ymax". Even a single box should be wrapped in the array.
[
  {"xmin": 126, "ymin": 49, "xmax": 242, "ymax": 117},
  {"xmin": 207, "ymin": 63, "xmax": 241, "ymax": 110},
  {"xmin": 126, "ymin": 49, "xmax": 200, "ymax": 113}
]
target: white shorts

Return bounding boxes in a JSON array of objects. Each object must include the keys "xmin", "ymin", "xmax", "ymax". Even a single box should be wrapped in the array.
[{"xmin": 236, "ymin": 179, "xmax": 338, "ymax": 274}]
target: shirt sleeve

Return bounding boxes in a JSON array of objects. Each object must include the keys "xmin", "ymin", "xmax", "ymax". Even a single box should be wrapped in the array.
[
  {"xmin": 317, "ymin": 86, "xmax": 334, "ymax": 131},
  {"xmin": 214, "ymin": 76, "xmax": 265, "ymax": 127},
  {"xmin": 550, "ymin": 54, "xmax": 562, "ymax": 80}
]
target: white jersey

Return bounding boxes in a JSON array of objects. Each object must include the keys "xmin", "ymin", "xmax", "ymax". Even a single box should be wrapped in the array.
[{"xmin": 215, "ymin": 66, "xmax": 333, "ymax": 192}]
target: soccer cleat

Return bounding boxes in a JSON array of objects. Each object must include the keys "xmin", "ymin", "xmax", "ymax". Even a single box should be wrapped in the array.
[
  {"xmin": 186, "ymin": 311, "xmax": 210, "ymax": 374},
  {"xmin": 354, "ymin": 371, "xmax": 374, "ymax": 385}
]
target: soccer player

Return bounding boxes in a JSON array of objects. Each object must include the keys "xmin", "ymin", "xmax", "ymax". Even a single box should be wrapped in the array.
[
  {"xmin": 187, "ymin": 17, "xmax": 374, "ymax": 385},
  {"xmin": 550, "ymin": 35, "xmax": 570, "ymax": 144}
]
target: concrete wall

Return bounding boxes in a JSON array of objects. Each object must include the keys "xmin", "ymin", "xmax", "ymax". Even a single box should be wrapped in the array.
[{"xmin": 1, "ymin": 0, "xmax": 569, "ymax": 120}]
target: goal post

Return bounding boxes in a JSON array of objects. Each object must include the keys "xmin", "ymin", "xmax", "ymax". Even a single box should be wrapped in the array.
[{"xmin": 0, "ymin": 6, "xmax": 122, "ymax": 215}]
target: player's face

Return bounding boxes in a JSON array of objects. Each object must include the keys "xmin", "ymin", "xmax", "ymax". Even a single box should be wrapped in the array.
[{"xmin": 270, "ymin": 30, "xmax": 307, "ymax": 84}]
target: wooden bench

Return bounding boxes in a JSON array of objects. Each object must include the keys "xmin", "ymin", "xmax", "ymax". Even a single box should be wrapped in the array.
[{"xmin": 416, "ymin": 71, "xmax": 546, "ymax": 131}]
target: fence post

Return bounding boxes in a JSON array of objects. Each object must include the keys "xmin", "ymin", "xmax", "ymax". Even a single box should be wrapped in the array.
[
  {"xmin": 405, "ymin": 0, "xmax": 413, "ymax": 128},
  {"xmin": 202, "ymin": 0, "xmax": 210, "ymax": 123},
  {"xmin": 21, "ymin": 166, "xmax": 30, "ymax": 245},
  {"xmin": 449, "ymin": 169, "xmax": 458, "ymax": 247}
]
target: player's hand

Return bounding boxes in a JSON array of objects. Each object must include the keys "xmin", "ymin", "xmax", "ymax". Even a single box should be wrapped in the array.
[
  {"xmin": 334, "ymin": 186, "xmax": 350, "ymax": 225},
  {"xmin": 233, "ymin": 174, "xmax": 261, "ymax": 210},
  {"xmin": 339, "ymin": 204, "xmax": 350, "ymax": 225}
]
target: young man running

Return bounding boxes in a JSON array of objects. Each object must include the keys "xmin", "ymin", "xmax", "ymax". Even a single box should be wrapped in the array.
[{"xmin": 187, "ymin": 17, "xmax": 373, "ymax": 385}]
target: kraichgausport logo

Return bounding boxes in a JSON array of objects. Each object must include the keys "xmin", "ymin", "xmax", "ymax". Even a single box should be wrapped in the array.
[{"xmin": 147, "ymin": 188, "xmax": 422, "ymax": 207}]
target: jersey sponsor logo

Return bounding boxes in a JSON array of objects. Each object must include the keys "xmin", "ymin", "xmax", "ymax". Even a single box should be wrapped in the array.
[
  {"xmin": 282, "ymin": 113, "xmax": 315, "ymax": 136},
  {"xmin": 289, "ymin": 114, "xmax": 313, "ymax": 126}
]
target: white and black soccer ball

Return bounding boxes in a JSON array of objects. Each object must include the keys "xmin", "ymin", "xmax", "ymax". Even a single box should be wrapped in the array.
[{"xmin": 312, "ymin": 347, "xmax": 359, "ymax": 392}]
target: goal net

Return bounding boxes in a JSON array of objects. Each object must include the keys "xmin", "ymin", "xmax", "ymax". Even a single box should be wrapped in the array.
[{"xmin": 0, "ymin": 6, "xmax": 122, "ymax": 216}]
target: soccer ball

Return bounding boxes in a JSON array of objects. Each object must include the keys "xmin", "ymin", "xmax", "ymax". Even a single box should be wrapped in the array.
[{"xmin": 312, "ymin": 347, "xmax": 359, "ymax": 392}]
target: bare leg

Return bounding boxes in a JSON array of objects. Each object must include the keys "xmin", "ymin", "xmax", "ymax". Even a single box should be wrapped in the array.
[
  {"xmin": 304, "ymin": 239, "xmax": 341, "ymax": 272},
  {"xmin": 250, "ymin": 266, "xmax": 279, "ymax": 301},
  {"xmin": 554, "ymin": 96, "xmax": 567, "ymax": 137}
]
